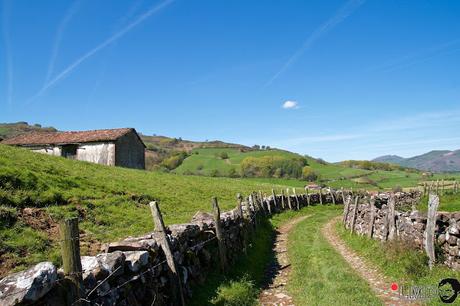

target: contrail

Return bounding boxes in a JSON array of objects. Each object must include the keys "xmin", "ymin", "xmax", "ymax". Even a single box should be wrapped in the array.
[
  {"xmin": 2, "ymin": 0, "xmax": 13, "ymax": 106},
  {"xmin": 45, "ymin": 0, "xmax": 81, "ymax": 84},
  {"xmin": 264, "ymin": 0, "xmax": 365, "ymax": 87},
  {"xmin": 28, "ymin": 0, "xmax": 174, "ymax": 104}
]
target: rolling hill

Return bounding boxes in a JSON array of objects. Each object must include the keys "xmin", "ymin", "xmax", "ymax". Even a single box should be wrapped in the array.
[{"xmin": 374, "ymin": 150, "xmax": 460, "ymax": 173}]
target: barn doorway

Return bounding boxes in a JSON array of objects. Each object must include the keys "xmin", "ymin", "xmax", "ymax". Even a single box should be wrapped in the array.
[{"xmin": 61, "ymin": 144, "xmax": 78, "ymax": 159}]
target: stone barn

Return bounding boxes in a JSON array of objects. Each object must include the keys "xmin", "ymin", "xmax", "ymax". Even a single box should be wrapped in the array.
[{"xmin": 2, "ymin": 128, "xmax": 145, "ymax": 169}]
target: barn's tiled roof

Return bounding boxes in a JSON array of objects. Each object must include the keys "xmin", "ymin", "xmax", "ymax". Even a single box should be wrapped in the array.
[{"xmin": 2, "ymin": 128, "xmax": 140, "ymax": 146}]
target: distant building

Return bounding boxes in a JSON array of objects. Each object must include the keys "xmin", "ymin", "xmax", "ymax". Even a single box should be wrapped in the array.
[{"xmin": 2, "ymin": 128, "xmax": 145, "ymax": 169}]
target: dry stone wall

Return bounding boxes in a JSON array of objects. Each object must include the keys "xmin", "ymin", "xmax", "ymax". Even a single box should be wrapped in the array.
[
  {"xmin": 343, "ymin": 191, "xmax": 460, "ymax": 270},
  {"xmin": 0, "ymin": 189, "xmax": 344, "ymax": 306}
]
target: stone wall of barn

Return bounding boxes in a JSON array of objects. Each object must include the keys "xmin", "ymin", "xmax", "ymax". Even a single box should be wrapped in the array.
[
  {"xmin": 115, "ymin": 131, "xmax": 145, "ymax": 169},
  {"xmin": 32, "ymin": 146, "xmax": 62, "ymax": 156},
  {"xmin": 77, "ymin": 142, "xmax": 116, "ymax": 166}
]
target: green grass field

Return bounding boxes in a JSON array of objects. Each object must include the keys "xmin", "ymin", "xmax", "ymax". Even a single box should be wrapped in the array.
[
  {"xmin": 172, "ymin": 147, "xmax": 459, "ymax": 191},
  {"xmin": 0, "ymin": 144, "xmax": 292, "ymax": 275}
]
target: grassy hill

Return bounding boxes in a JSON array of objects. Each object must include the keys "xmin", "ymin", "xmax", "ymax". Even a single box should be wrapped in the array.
[
  {"xmin": 0, "ymin": 122, "xmax": 57, "ymax": 140},
  {"xmin": 173, "ymin": 147, "xmax": 302, "ymax": 176},
  {"xmin": 0, "ymin": 144, "xmax": 291, "ymax": 276}
]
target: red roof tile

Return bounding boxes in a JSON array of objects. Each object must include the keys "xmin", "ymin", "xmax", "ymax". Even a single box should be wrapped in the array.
[{"xmin": 2, "ymin": 128, "xmax": 140, "ymax": 146}]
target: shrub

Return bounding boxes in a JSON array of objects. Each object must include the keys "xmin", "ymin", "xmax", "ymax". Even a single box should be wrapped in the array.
[
  {"xmin": 210, "ymin": 169, "xmax": 220, "ymax": 177},
  {"xmin": 302, "ymin": 166, "xmax": 318, "ymax": 181},
  {"xmin": 160, "ymin": 152, "xmax": 189, "ymax": 170},
  {"xmin": 240, "ymin": 156, "xmax": 307, "ymax": 179},
  {"xmin": 228, "ymin": 168, "xmax": 238, "ymax": 178},
  {"xmin": 392, "ymin": 185, "xmax": 403, "ymax": 193},
  {"xmin": 219, "ymin": 152, "xmax": 229, "ymax": 160}
]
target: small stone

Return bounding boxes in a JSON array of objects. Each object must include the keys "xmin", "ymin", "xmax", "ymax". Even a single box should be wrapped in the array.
[{"xmin": 124, "ymin": 251, "xmax": 149, "ymax": 272}]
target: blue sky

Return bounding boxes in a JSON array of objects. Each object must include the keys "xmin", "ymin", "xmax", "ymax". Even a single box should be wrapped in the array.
[{"xmin": 1, "ymin": 0, "xmax": 459, "ymax": 161}]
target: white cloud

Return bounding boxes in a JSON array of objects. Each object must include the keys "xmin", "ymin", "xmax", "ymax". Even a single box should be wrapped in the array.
[{"xmin": 282, "ymin": 100, "xmax": 299, "ymax": 109}]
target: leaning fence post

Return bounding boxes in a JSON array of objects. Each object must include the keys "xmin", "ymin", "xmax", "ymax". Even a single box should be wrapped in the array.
[
  {"xmin": 249, "ymin": 194, "xmax": 258, "ymax": 228},
  {"xmin": 368, "ymin": 196, "xmax": 376, "ymax": 238},
  {"xmin": 280, "ymin": 189, "xmax": 286, "ymax": 209},
  {"xmin": 329, "ymin": 188, "xmax": 336, "ymax": 205},
  {"xmin": 150, "ymin": 202, "xmax": 185, "ymax": 306},
  {"xmin": 350, "ymin": 196, "xmax": 359, "ymax": 234},
  {"xmin": 305, "ymin": 187, "xmax": 310, "ymax": 206},
  {"xmin": 424, "ymin": 194, "xmax": 439, "ymax": 270},
  {"xmin": 60, "ymin": 218, "xmax": 84, "ymax": 306},
  {"xmin": 264, "ymin": 192, "xmax": 272, "ymax": 214},
  {"xmin": 388, "ymin": 195, "xmax": 396, "ymax": 240},
  {"xmin": 271, "ymin": 189, "xmax": 276, "ymax": 208},
  {"xmin": 258, "ymin": 191, "xmax": 267, "ymax": 215},
  {"xmin": 237, "ymin": 193, "xmax": 248, "ymax": 254},
  {"xmin": 211, "ymin": 197, "xmax": 227, "ymax": 273},
  {"xmin": 293, "ymin": 188, "xmax": 300, "ymax": 210},
  {"xmin": 342, "ymin": 195, "xmax": 351, "ymax": 227},
  {"xmin": 286, "ymin": 188, "xmax": 293, "ymax": 210},
  {"xmin": 319, "ymin": 188, "xmax": 323, "ymax": 205}
]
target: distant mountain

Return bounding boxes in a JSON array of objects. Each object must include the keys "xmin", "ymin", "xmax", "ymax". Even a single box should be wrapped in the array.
[
  {"xmin": 373, "ymin": 155, "xmax": 406, "ymax": 164},
  {"xmin": 373, "ymin": 150, "xmax": 460, "ymax": 173}
]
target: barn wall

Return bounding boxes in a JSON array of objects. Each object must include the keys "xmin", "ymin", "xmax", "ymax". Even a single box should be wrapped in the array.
[
  {"xmin": 31, "ymin": 146, "xmax": 61, "ymax": 156},
  {"xmin": 76, "ymin": 142, "xmax": 116, "ymax": 166},
  {"xmin": 115, "ymin": 131, "xmax": 145, "ymax": 169}
]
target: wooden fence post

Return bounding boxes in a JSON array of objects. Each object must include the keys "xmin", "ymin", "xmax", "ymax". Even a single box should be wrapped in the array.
[
  {"xmin": 258, "ymin": 191, "xmax": 267, "ymax": 215},
  {"xmin": 388, "ymin": 195, "xmax": 396, "ymax": 240},
  {"xmin": 368, "ymin": 196, "xmax": 376, "ymax": 238},
  {"xmin": 286, "ymin": 188, "xmax": 293, "ymax": 210},
  {"xmin": 350, "ymin": 196, "xmax": 359, "ymax": 234},
  {"xmin": 436, "ymin": 180, "xmax": 439, "ymax": 195},
  {"xmin": 441, "ymin": 179, "xmax": 445, "ymax": 195},
  {"xmin": 424, "ymin": 194, "xmax": 439, "ymax": 270},
  {"xmin": 340, "ymin": 187, "xmax": 345, "ymax": 204},
  {"xmin": 342, "ymin": 196, "xmax": 351, "ymax": 227},
  {"xmin": 237, "ymin": 194, "xmax": 248, "ymax": 255},
  {"xmin": 60, "ymin": 218, "xmax": 84, "ymax": 306},
  {"xmin": 293, "ymin": 188, "xmax": 300, "ymax": 210},
  {"xmin": 280, "ymin": 189, "xmax": 286, "ymax": 209},
  {"xmin": 271, "ymin": 189, "xmax": 278, "ymax": 210},
  {"xmin": 455, "ymin": 180, "xmax": 459, "ymax": 194},
  {"xmin": 264, "ymin": 192, "xmax": 272, "ymax": 214},
  {"xmin": 305, "ymin": 187, "xmax": 310, "ymax": 206},
  {"xmin": 150, "ymin": 202, "xmax": 185, "ymax": 306},
  {"xmin": 211, "ymin": 197, "xmax": 227, "ymax": 273},
  {"xmin": 319, "ymin": 188, "xmax": 323, "ymax": 205},
  {"xmin": 249, "ymin": 194, "xmax": 257, "ymax": 228},
  {"xmin": 423, "ymin": 182, "xmax": 427, "ymax": 196},
  {"xmin": 329, "ymin": 188, "xmax": 335, "ymax": 205}
]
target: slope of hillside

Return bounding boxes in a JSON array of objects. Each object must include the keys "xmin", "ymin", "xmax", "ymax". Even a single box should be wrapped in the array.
[
  {"xmin": 0, "ymin": 144, "xmax": 289, "ymax": 276},
  {"xmin": 173, "ymin": 147, "xmax": 303, "ymax": 176},
  {"xmin": 0, "ymin": 122, "xmax": 57, "ymax": 140},
  {"xmin": 370, "ymin": 155, "xmax": 405, "ymax": 164},
  {"xmin": 374, "ymin": 150, "xmax": 460, "ymax": 172}
]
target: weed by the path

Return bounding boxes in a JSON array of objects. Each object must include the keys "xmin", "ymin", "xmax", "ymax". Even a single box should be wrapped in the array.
[{"xmin": 336, "ymin": 222, "xmax": 460, "ymax": 305}]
